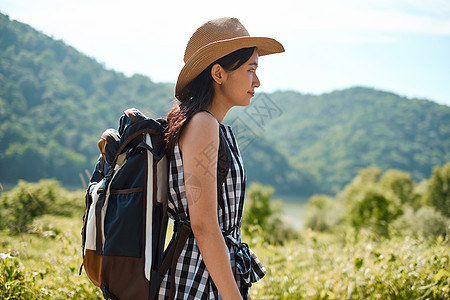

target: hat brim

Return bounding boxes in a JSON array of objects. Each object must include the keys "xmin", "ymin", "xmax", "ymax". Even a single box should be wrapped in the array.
[{"xmin": 175, "ymin": 36, "xmax": 285, "ymax": 100}]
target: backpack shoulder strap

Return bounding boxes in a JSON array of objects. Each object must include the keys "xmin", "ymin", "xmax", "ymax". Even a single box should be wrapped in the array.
[{"xmin": 217, "ymin": 127, "xmax": 231, "ymax": 211}]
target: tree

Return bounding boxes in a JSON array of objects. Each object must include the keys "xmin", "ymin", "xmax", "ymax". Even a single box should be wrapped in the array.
[
  {"xmin": 242, "ymin": 182, "xmax": 297, "ymax": 244},
  {"xmin": 347, "ymin": 186, "xmax": 402, "ymax": 237},
  {"xmin": 424, "ymin": 162, "xmax": 450, "ymax": 218},
  {"xmin": 303, "ymin": 194, "xmax": 341, "ymax": 232},
  {"xmin": 337, "ymin": 166, "xmax": 382, "ymax": 204},
  {"xmin": 243, "ymin": 182, "xmax": 275, "ymax": 231},
  {"xmin": 340, "ymin": 167, "xmax": 403, "ymax": 237},
  {"xmin": 380, "ymin": 169, "xmax": 414, "ymax": 206}
]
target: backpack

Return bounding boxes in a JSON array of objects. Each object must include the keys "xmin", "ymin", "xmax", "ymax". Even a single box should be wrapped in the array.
[{"xmin": 80, "ymin": 108, "xmax": 231, "ymax": 300}]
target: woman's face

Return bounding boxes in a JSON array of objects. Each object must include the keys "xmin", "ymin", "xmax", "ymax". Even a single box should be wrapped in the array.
[{"xmin": 220, "ymin": 49, "xmax": 260, "ymax": 107}]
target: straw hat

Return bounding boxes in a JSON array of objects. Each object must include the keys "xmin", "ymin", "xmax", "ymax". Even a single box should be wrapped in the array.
[{"xmin": 175, "ymin": 17, "xmax": 285, "ymax": 100}]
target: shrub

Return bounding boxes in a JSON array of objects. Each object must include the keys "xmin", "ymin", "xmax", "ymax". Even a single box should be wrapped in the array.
[
  {"xmin": 243, "ymin": 182, "xmax": 275, "ymax": 230},
  {"xmin": 1, "ymin": 180, "xmax": 54, "ymax": 233},
  {"xmin": 392, "ymin": 206, "xmax": 450, "ymax": 239},
  {"xmin": 303, "ymin": 194, "xmax": 342, "ymax": 232},
  {"xmin": 346, "ymin": 186, "xmax": 402, "ymax": 237},
  {"xmin": 380, "ymin": 169, "xmax": 414, "ymax": 205},
  {"xmin": 0, "ymin": 179, "xmax": 83, "ymax": 234},
  {"xmin": 242, "ymin": 182, "xmax": 297, "ymax": 245},
  {"xmin": 424, "ymin": 162, "xmax": 450, "ymax": 218}
]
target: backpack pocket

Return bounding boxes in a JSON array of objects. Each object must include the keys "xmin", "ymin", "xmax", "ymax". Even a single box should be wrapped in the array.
[
  {"xmin": 83, "ymin": 249, "xmax": 102, "ymax": 287},
  {"xmin": 103, "ymin": 189, "xmax": 144, "ymax": 257}
]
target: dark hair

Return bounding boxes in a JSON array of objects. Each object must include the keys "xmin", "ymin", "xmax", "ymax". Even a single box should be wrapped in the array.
[{"xmin": 165, "ymin": 47, "xmax": 256, "ymax": 153}]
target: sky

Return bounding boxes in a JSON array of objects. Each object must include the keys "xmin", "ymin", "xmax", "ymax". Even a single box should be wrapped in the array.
[{"xmin": 1, "ymin": 0, "xmax": 450, "ymax": 105}]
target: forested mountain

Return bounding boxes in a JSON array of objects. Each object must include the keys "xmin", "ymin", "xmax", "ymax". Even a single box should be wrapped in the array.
[
  {"xmin": 0, "ymin": 13, "xmax": 172, "ymax": 182},
  {"xmin": 261, "ymin": 89, "xmax": 450, "ymax": 192},
  {"xmin": 0, "ymin": 13, "xmax": 316, "ymax": 195},
  {"xmin": 1, "ymin": 12, "xmax": 449, "ymax": 195}
]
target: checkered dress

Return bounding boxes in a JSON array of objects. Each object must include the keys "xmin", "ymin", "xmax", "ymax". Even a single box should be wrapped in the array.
[{"xmin": 157, "ymin": 124, "xmax": 266, "ymax": 299}]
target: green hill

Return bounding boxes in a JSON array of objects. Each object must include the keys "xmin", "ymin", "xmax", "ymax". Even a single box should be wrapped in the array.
[
  {"xmin": 0, "ymin": 13, "xmax": 172, "ymax": 182},
  {"xmin": 1, "ymin": 12, "xmax": 449, "ymax": 195},
  {"xmin": 261, "ymin": 89, "xmax": 450, "ymax": 192},
  {"xmin": 0, "ymin": 12, "xmax": 317, "ymax": 195}
]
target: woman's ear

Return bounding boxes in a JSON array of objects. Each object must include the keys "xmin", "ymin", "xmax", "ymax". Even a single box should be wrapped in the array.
[{"xmin": 211, "ymin": 63, "xmax": 225, "ymax": 85}]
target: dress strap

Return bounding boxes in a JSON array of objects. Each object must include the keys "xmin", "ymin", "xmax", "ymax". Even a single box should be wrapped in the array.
[
  {"xmin": 199, "ymin": 110, "xmax": 223, "ymax": 126},
  {"xmin": 200, "ymin": 109, "xmax": 214, "ymax": 117}
]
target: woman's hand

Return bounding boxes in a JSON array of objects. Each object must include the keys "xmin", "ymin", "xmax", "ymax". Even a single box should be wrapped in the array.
[{"xmin": 180, "ymin": 111, "xmax": 242, "ymax": 300}]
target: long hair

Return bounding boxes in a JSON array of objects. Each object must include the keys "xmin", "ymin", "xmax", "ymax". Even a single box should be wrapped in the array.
[{"xmin": 165, "ymin": 47, "xmax": 256, "ymax": 153}]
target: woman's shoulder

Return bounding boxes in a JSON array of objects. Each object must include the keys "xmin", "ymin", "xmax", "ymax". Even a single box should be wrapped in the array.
[
  {"xmin": 186, "ymin": 111, "xmax": 219, "ymax": 134},
  {"xmin": 190, "ymin": 110, "xmax": 218, "ymax": 125},
  {"xmin": 179, "ymin": 111, "xmax": 219, "ymax": 152}
]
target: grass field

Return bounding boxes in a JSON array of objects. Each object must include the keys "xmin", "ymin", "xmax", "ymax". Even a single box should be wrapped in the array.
[{"xmin": 1, "ymin": 213, "xmax": 449, "ymax": 299}]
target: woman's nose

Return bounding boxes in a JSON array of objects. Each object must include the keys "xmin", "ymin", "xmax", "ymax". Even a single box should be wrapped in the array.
[{"xmin": 253, "ymin": 74, "xmax": 260, "ymax": 88}]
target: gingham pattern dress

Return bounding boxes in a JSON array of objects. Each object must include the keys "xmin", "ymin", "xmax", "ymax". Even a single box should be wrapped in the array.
[{"xmin": 158, "ymin": 123, "xmax": 266, "ymax": 299}]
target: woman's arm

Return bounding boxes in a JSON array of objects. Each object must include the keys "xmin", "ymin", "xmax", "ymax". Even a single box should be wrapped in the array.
[{"xmin": 179, "ymin": 111, "xmax": 242, "ymax": 300}]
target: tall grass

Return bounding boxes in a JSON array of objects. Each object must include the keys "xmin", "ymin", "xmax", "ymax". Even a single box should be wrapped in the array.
[
  {"xmin": 1, "ymin": 180, "xmax": 449, "ymax": 299},
  {"xmin": 1, "ymin": 216, "xmax": 101, "ymax": 299},
  {"xmin": 1, "ymin": 215, "xmax": 448, "ymax": 299},
  {"xmin": 249, "ymin": 230, "xmax": 449, "ymax": 299}
]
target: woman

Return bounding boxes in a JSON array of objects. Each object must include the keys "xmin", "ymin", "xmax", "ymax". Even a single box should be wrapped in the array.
[{"xmin": 159, "ymin": 17, "xmax": 284, "ymax": 299}]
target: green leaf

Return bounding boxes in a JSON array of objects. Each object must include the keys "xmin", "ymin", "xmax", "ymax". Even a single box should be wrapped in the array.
[
  {"xmin": 354, "ymin": 257, "xmax": 364, "ymax": 270},
  {"xmin": 433, "ymin": 269, "xmax": 448, "ymax": 282}
]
